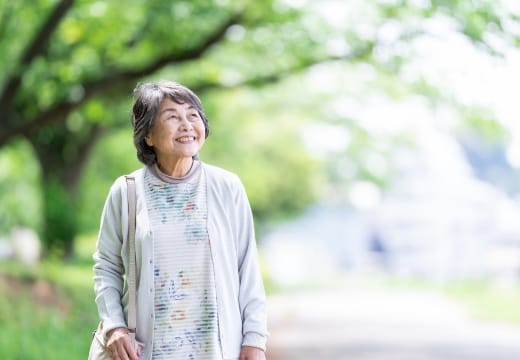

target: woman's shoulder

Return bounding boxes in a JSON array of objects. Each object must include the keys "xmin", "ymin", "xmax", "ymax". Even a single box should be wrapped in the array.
[
  {"xmin": 108, "ymin": 168, "xmax": 146, "ymax": 192},
  {"xmin": 201, "ymin": 162, "xmax": 242, "ymax": 187}
]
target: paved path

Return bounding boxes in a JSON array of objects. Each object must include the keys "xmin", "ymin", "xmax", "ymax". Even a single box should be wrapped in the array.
[{"xmin": 265, "ymin": 286, "xmax": 520, "ymax": 360}]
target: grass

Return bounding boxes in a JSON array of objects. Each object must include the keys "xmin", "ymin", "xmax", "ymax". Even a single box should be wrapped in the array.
[
  {"xmin": 0, "ymin": 235, "xmax": 98, "ymax": 360},
  {"xmin": 376, "ymin": 275, "xmax": 520, "ymax": 324},
  {"xmin": 0, "ymin": 262, "xmax": 98, "ymax": 359},
  {"xmin": 268, "ymin": 273, "xmax": 520, "ymax": 325},
  {"xmin": 444, "ymin": 280, "xmax": 520, "ymax": 324}
]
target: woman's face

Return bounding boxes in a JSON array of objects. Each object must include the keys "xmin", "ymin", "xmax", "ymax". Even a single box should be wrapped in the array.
[{"xmin": 145, "ymin": 97, "xmax": 206, "ymax": 164}]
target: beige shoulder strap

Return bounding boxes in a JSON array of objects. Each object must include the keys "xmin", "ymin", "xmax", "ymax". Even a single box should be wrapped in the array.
[{"xmin": 125, "ymin": 176, "xmax": 137, "ymax": 334}]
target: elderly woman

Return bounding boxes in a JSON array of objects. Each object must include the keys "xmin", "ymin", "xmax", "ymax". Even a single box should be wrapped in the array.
[{"xmin": 93, "ymin": 80, "xmax": 268, "ymax": 360}]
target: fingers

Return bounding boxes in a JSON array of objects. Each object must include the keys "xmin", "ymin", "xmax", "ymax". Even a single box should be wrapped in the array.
[
  {"xmin": 110, "ymin": 338, "xmax": 137, "ymax": 360},
  {"xmin": 106, "ymin": 328, "xmax": 138, "ymax": 360},
  {"xmin": 124, "ymin": 337, "xmax": 139, "ymax": 360}
]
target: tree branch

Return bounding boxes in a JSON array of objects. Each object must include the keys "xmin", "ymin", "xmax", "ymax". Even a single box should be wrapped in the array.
[
  {"xmin": 22, "ymin": 0, "xmax": 75, "ymax": 64},
  {"xmin": 0, "ymin": 13, "xmax": 374, "ymax": 148},
  {"xmin": 64, "ymin": 124, "xmax": 104, "ymax": 190},
  {"xmin": 0, "ymin": 0, "xmax": 75, "ymax": 113},
  {"xmin": 193, "ymin": 42, "xmax": 375, "ymax": 93},
  {"xmin": 0, "ymin": 12, "xmax": 241, "ymax": 146},
  {"xmin": 0, "ymin": 43, "xmax": 373, "ymax": 147}
]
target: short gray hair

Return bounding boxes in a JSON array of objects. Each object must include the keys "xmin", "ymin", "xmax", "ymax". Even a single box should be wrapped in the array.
[{"xmin": 131, "ymin": 80, "xmax": 210, "ymax": 165}]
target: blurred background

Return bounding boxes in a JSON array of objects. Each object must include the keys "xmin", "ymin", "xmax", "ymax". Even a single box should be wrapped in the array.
[{"xmin": 1, "ymin": 0, "xmax": 520, "ymax": 359}]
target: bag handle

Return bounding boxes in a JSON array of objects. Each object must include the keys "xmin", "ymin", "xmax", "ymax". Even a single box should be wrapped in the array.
[{"xmin": 125, "ymin": 176, "xmax": 137, "ymax": 334}]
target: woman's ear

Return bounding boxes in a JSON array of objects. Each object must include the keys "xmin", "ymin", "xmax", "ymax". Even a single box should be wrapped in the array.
[{"xmin": 145, "ymin": 134, "xmax": 153, "ymax": 147}]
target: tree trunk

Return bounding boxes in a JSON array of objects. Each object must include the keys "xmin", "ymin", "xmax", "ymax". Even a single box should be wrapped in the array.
[
  {"xmin": 40, "ymin": 174, "xmax": 78, "ymax": 258},
  {"xmin": 30, "ymin": 121, "xmax": 103, "ymax": 259}
]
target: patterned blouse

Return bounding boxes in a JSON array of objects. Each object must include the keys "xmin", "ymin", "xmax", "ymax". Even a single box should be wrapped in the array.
[{"xmin": 145, "ymin": 161, "xmax": 221, "ymax": 360}]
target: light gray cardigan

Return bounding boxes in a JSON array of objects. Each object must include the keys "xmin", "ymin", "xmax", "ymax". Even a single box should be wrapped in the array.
[{"xmin": 93, "ymin": 163, "xmax": 267, "ymax": 360}]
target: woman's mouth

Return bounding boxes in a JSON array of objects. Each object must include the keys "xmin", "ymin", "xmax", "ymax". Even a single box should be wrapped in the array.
[{"xmin": 176, "ymin": 136, "xmax": 196, "ymax": 143}]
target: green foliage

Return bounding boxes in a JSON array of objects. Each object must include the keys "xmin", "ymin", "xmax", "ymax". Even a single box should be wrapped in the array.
[
  {"xmin": 1, "ymin": 0, "xmax": 518, "ymax": 257},
  {"xmin": 457, "ymin": 107, "xmax": 510, "ymax": 144},
  {"xmin": 1, "ymin": 0, "xmax": 342, "ymax": 256},
  {"xmin": 0, "ymin": 140, "xmax": 42, "ymax": 236},
  {"xmin": 200, "ymin": 87, "xmax": 318, "ymax": 223},
  {"xmin": 78, "ymin": 129, "xmax": 140, "ymax": 233}
]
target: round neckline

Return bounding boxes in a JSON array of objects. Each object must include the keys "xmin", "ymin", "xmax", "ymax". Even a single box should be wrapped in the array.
[{"xmin": 149, "ymin": 160, "xmax": 201, "ymax": 184}]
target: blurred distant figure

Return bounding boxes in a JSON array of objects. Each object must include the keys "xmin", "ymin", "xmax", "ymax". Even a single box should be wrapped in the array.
[
  {"xmin": 369, "ymin": 230, "xmax": 391, "ymax": 271},
  {"xmin": 93, "ymin": 80, "xmax": 267, "ymax": 360}
]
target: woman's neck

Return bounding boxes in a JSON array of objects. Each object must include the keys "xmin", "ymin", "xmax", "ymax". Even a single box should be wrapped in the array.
[{"xmin": 156, "ymin": 157, "xmax": 194, "ymax": 178}]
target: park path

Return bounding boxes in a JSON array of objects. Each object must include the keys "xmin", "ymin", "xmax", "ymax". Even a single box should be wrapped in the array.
[{"xmin": 265, "ymin": 285, "xmax": 520, "ymax": 360}]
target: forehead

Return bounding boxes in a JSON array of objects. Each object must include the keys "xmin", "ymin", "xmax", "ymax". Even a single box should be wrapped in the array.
[{"xmin": 159, "ymin": 97, "xmax": 196, "ymax": 112}]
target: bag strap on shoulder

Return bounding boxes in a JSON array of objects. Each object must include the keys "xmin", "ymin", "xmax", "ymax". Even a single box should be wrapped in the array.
[{"xmin": 125, "ymin": 176, "xmax": 137, "ymax": 334}]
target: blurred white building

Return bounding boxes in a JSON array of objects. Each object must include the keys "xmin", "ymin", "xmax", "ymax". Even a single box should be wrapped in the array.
[{"xmin": 263, "ymin": 121, "xmax": 520, "ymax": 286}]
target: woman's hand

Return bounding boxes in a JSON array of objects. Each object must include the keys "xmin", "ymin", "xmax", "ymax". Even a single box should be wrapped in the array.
[
  {"xmin": 106, "ymin": 327, "xmax": 141, "ymax": 360},
  {"xmin": 239, "ymin": 346, "xmax": 266, "ymax": 360}
]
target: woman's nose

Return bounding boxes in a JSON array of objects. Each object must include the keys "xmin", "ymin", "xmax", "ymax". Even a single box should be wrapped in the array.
[{"xmin": 180, "ymin": 116, "xmax": 192, "ymax": 130}]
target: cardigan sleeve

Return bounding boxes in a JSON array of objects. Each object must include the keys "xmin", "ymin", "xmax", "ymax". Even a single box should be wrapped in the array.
[
  {"xmin": 231, "ymin": 176, "xmax": 268, "ymax": 350},
  {"xmin": 92, "ymin": 176, "xmax": 128, "ymax": 339}
]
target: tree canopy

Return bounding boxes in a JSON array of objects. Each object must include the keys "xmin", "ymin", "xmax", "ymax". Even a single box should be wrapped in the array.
[{"xmin": 0, "ymin": 0, "xmax": 518, "ymax": 257}]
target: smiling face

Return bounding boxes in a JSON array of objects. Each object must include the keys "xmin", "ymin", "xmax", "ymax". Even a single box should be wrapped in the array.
[{"xmin": 145, "ymin": 97, "xmax": 206, "ymax": 168}]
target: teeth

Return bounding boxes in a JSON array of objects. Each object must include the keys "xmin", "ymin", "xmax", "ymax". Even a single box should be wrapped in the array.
[{"xmin": 177, "ymin": 136, "xmax": 194, "ymax": 143}]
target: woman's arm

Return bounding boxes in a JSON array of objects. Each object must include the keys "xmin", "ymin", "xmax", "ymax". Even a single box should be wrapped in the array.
[
  {"xmin": 232, "ymin": 177, "xmax": 269, "ymax": 351},
  {"xmin": 93, "ymin": 178, "xmax": 128, "ymax": 339}
]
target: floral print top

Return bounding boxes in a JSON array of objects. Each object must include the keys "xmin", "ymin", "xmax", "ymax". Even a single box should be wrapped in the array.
[{"xmin": 145, "ymin": 162, "xmax": 221, "ymax": 359}]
